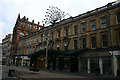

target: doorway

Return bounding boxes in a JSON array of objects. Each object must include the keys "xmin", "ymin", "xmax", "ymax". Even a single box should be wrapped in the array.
[{"xmin": 90, "ymin": 58, "xmax": 99, "ymax": 74}]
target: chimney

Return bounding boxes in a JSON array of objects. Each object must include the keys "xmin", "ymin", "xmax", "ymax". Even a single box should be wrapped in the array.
[
  {"xmin": 32, "ymin": 20, "xmax": 34, "ymax": 23},
  {"xmin": 38, "ymin": 22, "xmax": 40, "ymax": 25},
  {"xmin": 23, "ymin": 16, "xmax": 26, "ymax": 19},
  {"xmin": 18, "ymin": 13, "xmax": 20, "ymax": 19},
  {"xmin": 23, "ymin": 16, "xmax": 26, "ymax": 21},
  {"xmin": 43, "ymin": 24, "xmax": 45, "ymax": 27},
  {"xmin": 27, "ymin": 18, "xmax": 29, "ymax": 21}
]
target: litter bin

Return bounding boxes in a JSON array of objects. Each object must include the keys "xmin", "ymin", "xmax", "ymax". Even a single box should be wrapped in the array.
[{"xmin": 8, "ymin": 69, "xmax": 15, "ymax": 77}]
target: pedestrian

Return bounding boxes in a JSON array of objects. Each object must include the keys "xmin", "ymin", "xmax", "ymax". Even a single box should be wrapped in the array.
[
  {"xmin": 9, "ymin": 62, "xmax": 11, "ymax": 66},
  {"xmin": 25, "ymin": 63, "xmax": 27, "ymax": 66},
  {"xmin": 96, "ymin": 66, "xmax": 100, "ymax": 75},
  {"xmin": 117, "ymin": 69, "xmax": 120, "ymax": 79}
]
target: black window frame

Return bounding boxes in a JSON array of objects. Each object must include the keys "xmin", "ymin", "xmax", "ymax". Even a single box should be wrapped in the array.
[
  {"xmin": 91, "ymin": 20, "xmax": 96, "ymax": 31},
  {"xmin": 65, "ymin": 28, "xmax": 68, "ymax": 36},
  {"xmin": 101, "ymin": 17, "xmax": 107, "ymax": 28},
  {"xmin": 82, "ymin": 23, "xmax": 86, "ymax": 33},
  {"xmin": 102, "ymin": 34, "xmax": 108, "ymax": 48},
  {"xmin": 51, "ymin": 32, "xmax": 53, "ymax": 39},
  {"xmin": 64, "ymin": 42, "xmax": 68, "ymax": 51},
  {"xmin": 45, "ymin": 34, "xmax": 48, "ymax": 41},
  {"xmin": 74, "ymin": 40, "xmax": 78, "ymax": 49},
  {"xmin": 82, "ymin": 38, "xmax": 86, "ymax": 49},
  {"xmin": 41, "ymin": 34, "xmax": 43, "ymax": 42},
  {"xmin": 57, "ymin": 30, "xmax": 60, "ymax": 38},
  {"xmin": 117, "ymin": 12, "xmax": 120, "ymax": 24},
  {"xmin": 91, "ymin": 36, "xmax": 96, "ymax": 49},
  {"xmin": 74, "ymin": 25, "xmax": 78, "ymax": 35}
]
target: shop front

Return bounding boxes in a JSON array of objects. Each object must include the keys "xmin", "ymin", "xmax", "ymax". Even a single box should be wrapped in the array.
[
  {"xmin": 15, "ymin": 56, "xmax": 22, "ymax": 66},
  {"xmin": 15, "ymin": 55, "xmax": 30, "ymax": 67},
  {"xmin": 22, "ymin": 56, "xmax": 30, "ymax": 67},
  {"xmin": 79, "ymin": 50, "xmax": 112, "ymax": 76},
  {"xmin": 30, "ymin": 50, "xmax": 45, "ymax": 69},
  {"xmin": 47, "ymin": 50, "xmax": 79, "ymax": 72}
]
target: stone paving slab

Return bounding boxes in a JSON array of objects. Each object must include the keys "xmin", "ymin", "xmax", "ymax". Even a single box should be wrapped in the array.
[{"xmin": 2, "ymin": 65, "xmax": 116, "ymax": 79}]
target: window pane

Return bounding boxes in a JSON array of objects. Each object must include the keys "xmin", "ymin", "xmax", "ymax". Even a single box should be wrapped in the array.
[
  {"xmin": 37, "ymin": 37, "xmax": 38, "ymax": 43},
  {"xmin": 102, "ymin": 34, "xmax": 108, "ymax": 47},
  {"xmin": 101, "ymin": 17, "xmax": 106, "ymax": 28},
  {"xmin": 51, "ymin": 32, "xmax": 53, "ymax": 39},
  {"xmin": 91, "ymin": 36, "xmax": 96, "ymax": 48},
  {"xmin": 45, "ymin": 34, "xmax": 48, "ymax": 40},
  {"xmin": 74, "ymin": 40, "xmax": 77, "ymax": 49},
  {"xmin": 19, "ymin": 32, "xmax": 24, "ymax": 36},
  {"xmin": 74, "ymin": 25, "xmax": 78, "ymax": 35},
  {"xmin": 91, "ymin": 20, "xmax": 96, "ymax": 30},
  {"xmin": 41, "ymin": 34, "xmax": 43, "ymax": 41},
  {"xmin": 82, "ymin": 38, "xmax": 86, "ymax": 49},
  {"xmin": 82, "ymin": 23, "xmax": 86, "ymax": 33},
  {"xmin": 34, "ymin": 37, "xmax": 35, "ymax": 43},
  {"xmin": 57, "ymin": 30, "xmax": 60, "ymax": 38},
  {"xmin": 24, "ymin": 23, "xmax": 26, "ymax": 27},
  {"xmin": 65, "ymin": 28, "xmax": 68, "ymax": 36},
  {"xmin": 28, "ymin": 24, "xmax": 29, "ymax": 27},
  {"xmin": 117, "ymin": 13, "xmax": 120, "ymax": 24},
  {"xmin": 21, "ymin": 22, "xmax": 23, "ymax": 25}
]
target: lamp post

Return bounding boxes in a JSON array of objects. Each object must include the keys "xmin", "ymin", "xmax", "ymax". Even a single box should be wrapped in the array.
[
  {"xmin": 108, "ymin": 11, "xmax": 117, "ymax": 77},
  {"xmin": 44, "ymin": 35, "xmax": 50, "ymax": 70}
]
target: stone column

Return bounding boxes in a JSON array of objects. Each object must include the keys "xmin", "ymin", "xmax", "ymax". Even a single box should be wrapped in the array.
[
  {"xmin": 113, "ymin": 55, "xmax": 117, "ymax": 77},
  {"xmin": 99, "ymin": 58, "xmax": 103, "ymax": 75}
]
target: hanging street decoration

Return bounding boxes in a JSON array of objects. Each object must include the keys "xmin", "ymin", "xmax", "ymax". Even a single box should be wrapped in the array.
[{"xmin": 42, "ymin": 6, "xmax": 70, "ymax": 26}]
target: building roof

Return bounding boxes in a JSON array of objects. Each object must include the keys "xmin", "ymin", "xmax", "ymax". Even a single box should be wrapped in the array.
[{"xmin": 19, "ymin": 0, "xmax": 120, "ymax": 41}]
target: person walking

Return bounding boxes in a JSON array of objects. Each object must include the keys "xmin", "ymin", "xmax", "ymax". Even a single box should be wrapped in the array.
[
  {"xmin": 96, "ymin": 66, "xmax": 100, "ymax": 75},
  {"xmin": 117, "ymin": 69, "xmax": 120, "ymax": 79}
]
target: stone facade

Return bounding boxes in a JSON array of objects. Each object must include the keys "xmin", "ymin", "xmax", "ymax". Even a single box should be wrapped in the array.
[
  {"xmin": 16, "ymin": 1, "xmax": 120, "ymax": 76},
  {"xmin": 2, "ymin": 34, "xmax": 13, "ymax": 64},
  {"xmin": 11, "ymin": 14, "xmax": 43, "ymax": 62}
]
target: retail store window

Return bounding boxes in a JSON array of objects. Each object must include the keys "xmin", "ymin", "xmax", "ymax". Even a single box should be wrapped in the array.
[
  {"xmin": 102, "ymin": 58, "xmax": 112, "ymax": 75},
  {"xmin": 80, "ymin": 58, "xmax": 87, "ymax": 73}
]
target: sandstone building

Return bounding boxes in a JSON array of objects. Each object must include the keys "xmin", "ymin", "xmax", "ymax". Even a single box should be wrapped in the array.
[
  {"xmin": 2, "ymin": 34, "xmax": 13, "ymax": 64},
  {"xmin": 11, "ymin": 14, "xmax": 43, "ymax": 64},
  {"xmin": 15, "ymin": 1, "xmax": 120, "ymax": 76}
]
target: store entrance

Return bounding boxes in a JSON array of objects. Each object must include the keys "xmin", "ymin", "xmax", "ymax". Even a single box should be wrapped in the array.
[{"xmin": 90, "ymin": 58, "xmax": 99, "ymax": 74}]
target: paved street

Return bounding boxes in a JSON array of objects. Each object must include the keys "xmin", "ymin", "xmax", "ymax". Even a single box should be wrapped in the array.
[
  {"xmin": 2, "ymin": 65, "xmax": 86, "ymax": 78},
  {"xmin": 1, "ymin": 65, "xmax": 117, "ymax": 80}
]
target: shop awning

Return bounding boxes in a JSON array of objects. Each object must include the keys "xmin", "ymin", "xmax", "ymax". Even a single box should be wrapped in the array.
[{"xmin": 29, "ymin": 49, "xmax": 83, "ymax": 59}]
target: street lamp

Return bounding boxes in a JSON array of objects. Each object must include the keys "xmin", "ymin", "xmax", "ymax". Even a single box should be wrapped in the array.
[
  {"xmin": 44, "ymin": 34, "xmax": 50, "ymax": 70},
  {"xmin": 108, "ymin": 11, "xmax": 117, "ymax": 77}
]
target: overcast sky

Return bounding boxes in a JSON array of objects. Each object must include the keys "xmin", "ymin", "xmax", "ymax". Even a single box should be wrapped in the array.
[{"xmin": 0, "ymin": 0, "xmax": 116, "ymax": 43}]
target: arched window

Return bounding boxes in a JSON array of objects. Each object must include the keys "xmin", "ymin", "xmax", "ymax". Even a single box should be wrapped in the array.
[{"xmin": 19, "ymin": 32, "xmax": 24, "ymax": 36}]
